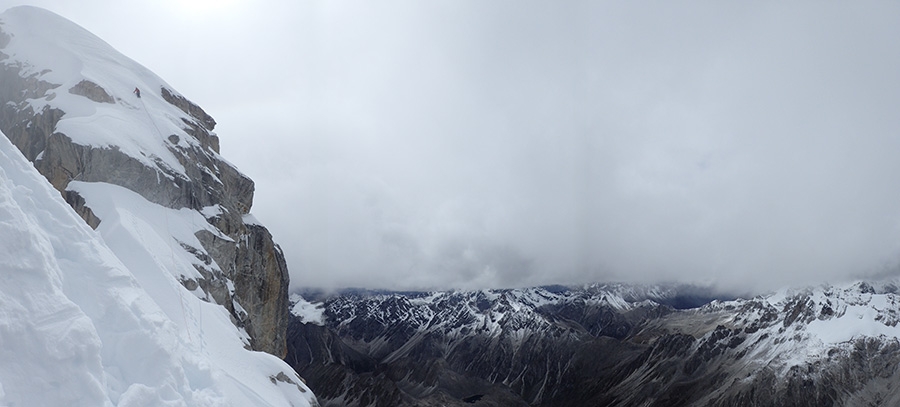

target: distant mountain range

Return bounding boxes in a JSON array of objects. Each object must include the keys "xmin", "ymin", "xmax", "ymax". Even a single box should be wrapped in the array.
[{"xmin": 287, "ymin": 281, "xmax": 900, "ymax": 406}]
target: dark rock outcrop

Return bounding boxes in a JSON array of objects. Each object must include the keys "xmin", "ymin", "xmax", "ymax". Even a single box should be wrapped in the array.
[
  {"xmin": 68, "ymin": 79, "xmax": 114, "ymax": 104},
  {"xmin": 64, "ymin": 189, "xmax": 101, "ymax": 229}
]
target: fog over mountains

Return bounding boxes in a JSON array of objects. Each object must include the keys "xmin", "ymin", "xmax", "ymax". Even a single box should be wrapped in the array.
[{"xmin": 10, "ymin": 1, "xmax": 899, "ymax": 292}]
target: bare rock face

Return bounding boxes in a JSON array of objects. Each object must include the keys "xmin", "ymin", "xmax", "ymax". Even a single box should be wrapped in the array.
[
  {"xmin": 64, "ymin": 190, "xmax": 101, "ymax": 229},
  {"xmin": 0, "ymin": 24, "xmax": 290, "ymax": 357},
  {"xmin": 237, "ymin": 224, "xmax": 292, "ymax": 354},
  {"xmin": 68, "ymin": 79, "xmax": 114, "ymax": 104}
]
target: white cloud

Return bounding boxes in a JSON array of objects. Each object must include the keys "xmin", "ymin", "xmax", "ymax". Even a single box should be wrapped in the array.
[{"xmin": 7, "ymin": 1, "xmax": 900, "ymax": 293}]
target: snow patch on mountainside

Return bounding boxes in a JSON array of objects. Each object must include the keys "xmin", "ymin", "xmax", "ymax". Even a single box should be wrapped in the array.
[
  {"xmin": 806, "ymin": 288, "xmax": 900, "ymax": 344},
  {"xmin": 290, "ymin": 294, "xmax": 325, "ymax": 326}
]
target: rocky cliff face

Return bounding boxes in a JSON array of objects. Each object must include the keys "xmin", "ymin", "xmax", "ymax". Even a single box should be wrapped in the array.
[
  {"xmin": 0, "ymin": 7, "xmax": 289, "ymax": 357},
  {"xmin": 287, "ymin": 282, "xmax": 900, "ymax": 406}
]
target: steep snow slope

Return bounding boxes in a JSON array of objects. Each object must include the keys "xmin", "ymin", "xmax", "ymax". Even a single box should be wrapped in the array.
[
  {"xmin": 0, "ymin": 129, "xmax": 113, "ymax": 407},
  {"xmin": 1, "ymin": 5, "xmax": 190, "ymax": 175},
  {"xmin": 0, "ymin": 127, "xmax": 316, "ymax": 406}
]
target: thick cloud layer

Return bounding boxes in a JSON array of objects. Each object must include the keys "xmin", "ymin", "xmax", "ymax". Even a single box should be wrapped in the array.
[{"xmin": 6, "ymin": 1, "xmax": 900, "ymax": 293}]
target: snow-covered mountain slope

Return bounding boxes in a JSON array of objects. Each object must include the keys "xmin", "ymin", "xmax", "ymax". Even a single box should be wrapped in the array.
[
  {"xmin": 288, "ymin": 282, "xmax": 900, "ymax": 407},
  {"xmin": 0, "ymin": 6, "xmax": 292, "ymax": 357},
  {"xmin": 0, "ymin": 131, "xmax": 316, "ymax": 406},
  {"xmin": 0, "ymin": 6, "xmax": 289, "ymax": 356},
  {"xmin": 0, "ymin": 5, "xmax": 318, "ymax": 406},
  {"xmin": 1, "ymin": 5, "xmax": 197, "ymax": 177}
]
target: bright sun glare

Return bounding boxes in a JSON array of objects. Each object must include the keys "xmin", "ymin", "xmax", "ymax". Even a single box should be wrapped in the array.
[{"xmin": 171, "ymin": 0, "xmax": 240, "ymax": 18}]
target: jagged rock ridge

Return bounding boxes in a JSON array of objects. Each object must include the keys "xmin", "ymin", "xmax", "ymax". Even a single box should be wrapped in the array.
[
  {"xmin": 287, "ymin": 282, "xmax": 900, "ymax": 407},
  {"xmin": 0, "ymin": 6, "xmax": 289, "ymax": 357}
]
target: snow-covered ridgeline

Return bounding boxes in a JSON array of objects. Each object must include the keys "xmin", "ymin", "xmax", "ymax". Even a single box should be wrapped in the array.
[
  {"xmin": 1, "ymin": 6, "xmax": 204, "ymax": 178},
  {"xmin": 302, "ymin": 281, "xmax": 900, "ymax": 358},
  {"xmin": 301, "ymin": 286, "xmax": 649, "ymax": 345}
]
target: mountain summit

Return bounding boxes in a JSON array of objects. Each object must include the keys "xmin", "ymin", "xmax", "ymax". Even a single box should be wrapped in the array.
[{"xmin": 0, "ymin": 6, "xmax": 317, "ymax": 406}]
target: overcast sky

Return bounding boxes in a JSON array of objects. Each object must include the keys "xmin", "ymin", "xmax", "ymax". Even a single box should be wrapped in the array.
[{"xmin": 4, "ymin": 1, "xmax": 900, "ymax": 293}]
